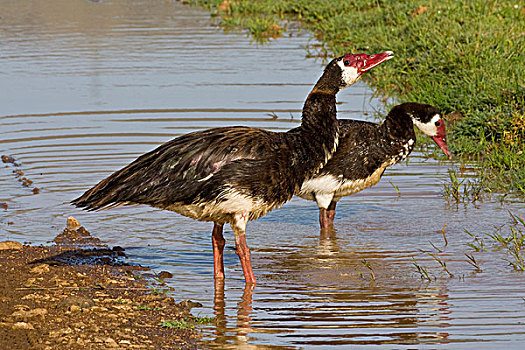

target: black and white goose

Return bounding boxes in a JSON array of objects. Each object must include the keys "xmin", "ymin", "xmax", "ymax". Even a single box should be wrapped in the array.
[
  {"xmin": 297, "ymin": 102, "xmax": 451, "ymax": 230},
  {"xmin": 71, "ymin": 52, "xmax": 394, "ymax": 285}
]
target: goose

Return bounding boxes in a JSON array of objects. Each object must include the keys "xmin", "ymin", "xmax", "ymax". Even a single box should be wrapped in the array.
[
  {"xmin": 71, "ymin": 51, "xmax": 394, "ymax": 284},
  {"xmin": 297, "ymin": 102, "xmax": 451, "ymax": 230}
]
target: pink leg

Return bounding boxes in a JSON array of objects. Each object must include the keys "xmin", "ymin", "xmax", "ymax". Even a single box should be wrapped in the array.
[
  {"xmin": 212, "ymin": 222, "xmax": 225, "ymax": 280},
  {"xmin": 319, "ymin": 201, "xmax": 337, "ymax": 229},
  {"xmin": 319, "ymin": 201, "xmax": 337, "ymax": 239},
  {"xmin": 326, "ymin": 201, "xmax": 337, "ymax": 224},
  {"xmin": 232, "ymin": 213, "xmax": 256, "ymax": 285},
  {"xmin": 319, "ymin": 208, "xmax": 331, "ymax": 230}
]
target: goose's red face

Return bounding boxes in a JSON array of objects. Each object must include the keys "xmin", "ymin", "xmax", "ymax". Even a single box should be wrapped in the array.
[
  {"xmin": 431, "ymin": 118, "xmax": 451, "ymax": 159},
  {"xmin": 342, "ymin": 51, "xmax": 394, "ymax": 73},
  {"xmin": 338, "ymin": 51, "xmax": 394, "ymax": 87}
]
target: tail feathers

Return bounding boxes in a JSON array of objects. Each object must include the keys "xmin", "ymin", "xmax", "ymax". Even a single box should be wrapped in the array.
[
  {"xmin": 71, "ymin": 176, "xmax": 128, "ymax": 211},
  {"xmin": 72, "ymin": 143, "xmax": 164, "ymax": 210}
]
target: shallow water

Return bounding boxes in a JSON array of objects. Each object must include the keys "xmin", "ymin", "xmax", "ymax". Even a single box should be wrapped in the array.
[{"xmin": 2, "ymin": 0, "xmax": 525, "ymax": 348}]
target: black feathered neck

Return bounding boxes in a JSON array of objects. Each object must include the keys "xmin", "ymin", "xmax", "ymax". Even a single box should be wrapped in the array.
[
  {"xmin": 300, "ymin": 58, "xmax": 344, "ymax": 131},
  {"xmin": 383, "ymin": 106, "xmax": 416, "ymax": 142},
  {"xmin": 309, "ymin": 58, "xmax": 345, "ymax": 95}
]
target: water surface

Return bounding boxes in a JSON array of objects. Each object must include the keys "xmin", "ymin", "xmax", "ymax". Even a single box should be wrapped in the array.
[{"xmin": 1, "ymin": 1, "xmax": 525, "ymax": 348}]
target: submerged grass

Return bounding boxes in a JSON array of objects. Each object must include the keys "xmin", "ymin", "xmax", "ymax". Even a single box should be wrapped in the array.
[
  {"xmin": 412, "ymin": 257, "xmax": 432, "ymax": 281},
  {"xmin": 443, "ymin": 167, "xmax": 485, "ymax": 204},
  {"xmin": 189, "ymin": 0, "xmax": 525, "ymax": 195},
  {"xmin": 467, "ymin": 212, "xmax": 525, "ymax": 271}
]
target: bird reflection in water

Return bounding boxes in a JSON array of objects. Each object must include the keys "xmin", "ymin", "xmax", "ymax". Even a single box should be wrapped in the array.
[
  {"xmin": 320, "ymin": 224, "xmax": 337, "ymax": 240},
  {"xmin": 213, "ymin": 279, "xmax": 255, "ymax": 347}
]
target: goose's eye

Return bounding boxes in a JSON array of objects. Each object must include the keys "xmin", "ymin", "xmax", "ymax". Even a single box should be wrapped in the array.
[
  {"xmin": 435, "ymin": 121, "xmax": 441, "ymax": 126},
  {"xmin": 343, "ymin": 60, "xmax": 350, "ymax": 65}
]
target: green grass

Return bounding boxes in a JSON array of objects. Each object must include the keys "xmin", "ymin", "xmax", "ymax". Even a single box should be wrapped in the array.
[
  {"xmin": 467, "ymin": 212, "xmax": 525, "ymax": 271},
  {"xmin": 465, "ymin": 253, "xmax": 483, "ymax": 272},
  {"xmin": 158, "ymin": 315, "xmax": 215, "ymax": 330},
  {"xmin": 389, "ymin": 181, "xmax": 401, "ymax": 196},
  {"xmin": 412, "ymin": 257, "xmax": 432, "ymax": 281},
  {"xmin": 443, "ymin": 167, "xmax": 485, "ymax": 203},
  {"xmin": 361, "ymin": 259, "xmax": 376, "ymax": 281},
  {"xmin": 158, "ymin": 319, "xmax": 195, "ymax": 330},
  {"xmin": 188, "ymin": 0, "xmax": 525, "ymax": 195},
  {"xmin": 191, "ymin": 315, "xmax": 216, "ymax": 324}
]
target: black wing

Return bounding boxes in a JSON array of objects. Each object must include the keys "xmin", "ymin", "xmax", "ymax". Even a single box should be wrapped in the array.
[{"xmin": 72, "ymin": 126, "xmax": 278, "ymax": 210}]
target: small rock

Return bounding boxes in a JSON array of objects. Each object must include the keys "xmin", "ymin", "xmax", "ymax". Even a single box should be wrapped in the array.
[
  {"xmin": 76, "ymin": 338, "xmax": 87, "ymax": 346},
  {"xmin": 67, "ymin": 216, "xmax": 81, "ymax": 230},
  {"xmin": 105, "ymin": 337, "xmax": 119, "ymax": 348},
  {"xmin": 157, "ymin": 271, "xmax": 173, "ymax": 279},
  {"xmin": 1, "ymin": 155, "xmax": 17, "ymax": 164},
  {"xmin": 94, "ymin": 336, "xmax": 105, "ymax": 343},
  {"xmin": 11, "ymin": 308, "xmax": 48, "ymax": 320},
  {"xmin": 0, "ymin": 241, "xmax": 23, "ymax": 250},
  {"xmin": 90, "ymin": 306, "xmax": 108, "ymax": 312},
  {"xmin": 177, "ymin": 300, "xmax": 202, "ymax": 312},
  {"xmin": 141, "ymin": 294, "xmax": 164, "ymax": 302},
  {"xmin": 13, "ymin": 304, "xmax": 30, "ymax": 311},
  {"xmin": 57, "ymin": 296, "xmax": 95, "ymax": 310},
  {"xmin": 48, "ymin": 330, "xmax": 61, "ymax": 338},
  {"xmin": 12, "ymin": 322, "xmax": 34, "ymax": 330},
  {"xmin": 69, "ymin": 305, "xmax": 81, "ymax": 313},
  {"xmin": 33, "ymin": 187, "xmax": 40, "ymax": 194},
  {"xmin": 71, "ymin": 321, "xmax": 86, "ymax": 329},
  {"xmin": 30, "ymin": 263, "xmax": 50, "ymax": 274}
]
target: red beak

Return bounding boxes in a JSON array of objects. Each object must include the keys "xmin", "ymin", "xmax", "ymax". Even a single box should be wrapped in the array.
[
  {"xmin": 431, "ymin": 120, "xmax": 452, "ymax": 159},
  {"xmin": 360, "ymin": 51, "xmax": 394, "ymax": 73}
]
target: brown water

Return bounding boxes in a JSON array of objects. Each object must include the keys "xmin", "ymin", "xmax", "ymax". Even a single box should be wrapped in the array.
[{"xmin": 2, "ymin": 1, "xmax": 525, "ymax": 348}]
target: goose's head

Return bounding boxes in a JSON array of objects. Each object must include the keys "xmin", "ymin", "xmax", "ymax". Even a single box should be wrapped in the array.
[
  {"xmin": 394, "ymin": 102, "xmax": 452, "ymax": 159},
  {"xmin": 336, "ymin": 51, "xmax": 394, "ymax": 88}
]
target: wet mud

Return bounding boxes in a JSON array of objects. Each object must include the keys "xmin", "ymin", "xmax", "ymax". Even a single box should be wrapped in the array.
[{"xmin": 0, "ymin": 218, "xmax": 202, "ymax": 350}]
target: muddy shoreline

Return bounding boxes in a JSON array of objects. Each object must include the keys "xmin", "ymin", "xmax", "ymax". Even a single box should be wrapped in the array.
[{"xmin": 0, "ymin": 218, "xmax": 203, "ymax": 349}]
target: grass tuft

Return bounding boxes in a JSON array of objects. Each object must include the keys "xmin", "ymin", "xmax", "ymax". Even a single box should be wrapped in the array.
[
  {"xmin": 412, "ymin": 257, "xmax": 432, "ymax": 282},
  {"xmin": 467, "ymin": 212, "xmax": 525, "ymax": 271},
  {"xmin": 361, "ymin": 259, "xmax": 376, "ymax": 281},
  {"xmin": 389, "ymin": 181, "xmax": 401, "ymax": 196},
  {"xmin": 191, "ymin": 315, "xmax": 216, "ymax": 324},
  {"xmin": 465, "ymin": 253, "xmax": 483, "ymax": 273},
  {"xmin": 158, "ymin": 320, "xmax": 194, "ymax": 330},
  {"xmin": 443, "ymin": 168, "xmax": 485, "ymax": 204}
]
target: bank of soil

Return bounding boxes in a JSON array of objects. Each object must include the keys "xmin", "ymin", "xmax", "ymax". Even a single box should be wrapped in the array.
[{"xmin": 0, "ymin": 218, "xmax": 202, "ymax": 349}]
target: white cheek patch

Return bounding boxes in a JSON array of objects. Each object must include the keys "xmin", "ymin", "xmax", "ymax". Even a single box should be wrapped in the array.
[
  {"xmin": 336, "ymin": 60, "xmax": 359, "ymax": 87},
  {"xmin": 414, "ymin": 114, "xmax": 441, "ymax": 137}
]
